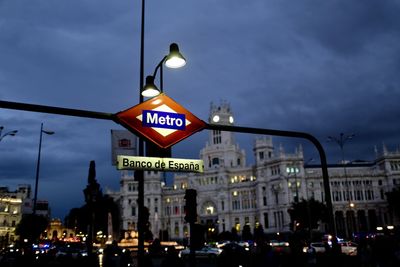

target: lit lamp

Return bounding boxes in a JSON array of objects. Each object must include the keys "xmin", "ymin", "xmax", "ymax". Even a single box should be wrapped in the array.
[
  {"xmin": 141, "ymin": 43, "xmax": 186, "ymax": 98},
  {"xmin": 141, "ymin": 76, "xmax": 159, "ymax": 98},
  {"xmin": 164, "ymin": 43, "xmax": 186, "ymax": 69}
]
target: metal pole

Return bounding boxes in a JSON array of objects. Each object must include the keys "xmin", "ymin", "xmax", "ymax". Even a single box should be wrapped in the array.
[
  {"xmin": 294, "ymin": 169, "xmax": 299, "ymax": 203},
  {"xmin": 33, "ymin": 123, "xmax": 43, "ymax": 215},
  {"xmin": 0, "ymin": 100, "xmax": 113, "ymax": 120},
  {"xmin": 137, "ymin": 0, "xmax": 146, "ymax": 266}
]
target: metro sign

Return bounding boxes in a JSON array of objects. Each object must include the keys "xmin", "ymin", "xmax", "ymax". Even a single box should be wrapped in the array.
[{"xmin": 115, "ymin": 94, "xmax": 205, "ymax": 148}]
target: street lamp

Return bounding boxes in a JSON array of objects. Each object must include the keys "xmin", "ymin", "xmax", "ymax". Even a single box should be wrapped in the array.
[
  {"xmin": 141, "ymin": 43, "xmax": 186, "ymax": 97},
  {"xmin": 136, "ymin": 43, "xmax": 186, "ymax": 266},
  {"xmin": 33, "ymin": 123, "xmax": 54, "ymax": 215},
  {"xmin": 0, "ymin": 126, "xmax": 18, "ymax": 142},
  {"xmin": 327, "ymin": 133, "xmax": 355, "ymax": 206}
]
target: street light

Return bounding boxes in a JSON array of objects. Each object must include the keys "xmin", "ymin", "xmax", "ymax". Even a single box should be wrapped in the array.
[
  {"xmin": 327, "ymin": 133, "xmax": 355, "ymax": 206},
  {"xmin": 0, "ymin": 126, "xmax": 18, "ymax": 142},
  {"xmin": 141, "ymin": 43, "xmax": 186, "ymax": 98},
  {"xmin": 33, "ymin": 123, "xmax": 54, "ymax": 215},
  {"xmin": 137, "ymin": 43, "xmax": 186, "ymax": 266}
]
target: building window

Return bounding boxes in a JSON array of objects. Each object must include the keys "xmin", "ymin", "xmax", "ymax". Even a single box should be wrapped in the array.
[
  {"xmin": 263, "ymin": 196, "xmax": 267, "ymax": 206},
  {"xmin": 131, "ymin": 206, "xmax": 136, "ymax": 216},
  {"xmin": 232, "ymin": 199, "xmax": 240, "ymax": 210},
  {"xmin": 206, "ymin": 205, "xmax": 214, "ymax": 215},
  {"xmin": 213, "ymin": 130, "xmax": 221, "ymax": 144},
  {"xmin": 263, "ymin": 213, "xmax": 269, "ymax": 228},
  {"xmin": 259, "ymin": 152, "xmax": 264, "ymax": 160},
  {"xmin": 212, "ymin": 158, "xmax": 219, "ymax": 166},
  {"xmin": 221, "ymin": 201, "xmax": 225, "ymax": 211},
  {"xmin": 174, "ymin": 222, "xmax": 179, "ymax": 236}
]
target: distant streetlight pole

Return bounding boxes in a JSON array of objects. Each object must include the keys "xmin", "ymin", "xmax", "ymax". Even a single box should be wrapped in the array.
[
  {"xmin": 0, "ymin": 126, "xmax": 18, "ymax": 142},
  {"xmin": 33, "ymin": 123, "xmax": 54, "ymax": 215},
  {"xmin": 327, "ymin": 133, "xmax": 355, "ymax": 205},
  {"xmin": 328, "ymin": 133, "xmax": 354, "ymax": 237}
]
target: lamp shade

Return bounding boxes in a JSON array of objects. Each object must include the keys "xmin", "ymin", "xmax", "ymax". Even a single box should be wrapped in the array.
[
  {"xmin": 165, "ymin": 43, "xmax": 186, "ymax": 69},
  {"xmin": 142, "ymin": 75, "xmax": 161, "ymax": 98}
]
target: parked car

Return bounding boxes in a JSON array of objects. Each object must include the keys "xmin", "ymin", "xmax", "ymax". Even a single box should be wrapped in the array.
[
  {"xmin": 269, "ymin": 240, "xmax": 291, "ymax": 255},
  {"xmin": 55, "ymin": 243, "xmax": 88, "ymax": 259},
  {"xmin": 302, "ymin": 242, "xmax": 327, "ymax": 253},
  {"xmin": 339, "ymin": 241, "xmax": 358, "ymax": 256},
  {"xmin": 179, "ymin": 246, "xmax": 222, "ymax": 259},
  {"xmin": 302, "ymin": 241, "xmax": 357, "ymax": 256}
]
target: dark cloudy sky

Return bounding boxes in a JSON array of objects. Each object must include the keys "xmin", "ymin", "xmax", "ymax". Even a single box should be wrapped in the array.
[{"xmin": 1, "ymin": 1, "xmax": 399, "ymax": 219}]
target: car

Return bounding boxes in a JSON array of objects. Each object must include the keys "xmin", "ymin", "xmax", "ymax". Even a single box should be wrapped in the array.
[
  {"xmin": 55, "ymin": 243, "xmax": 88, "ymax": 259},
  {"xmin": 269, "ymin": 240, "xmax": 291, "ymax": 255},
  {"xmin": 302, "ymin": 241, "xmax": 358, "ymax": 256},
  {"xmin": 217, "ymin": 242, "xmax": 250, "ymax": 267},
  {"xmin": 178, "ymin": 246, "xmax": 222, "ymax": 259},
  {"xmin": 302, "ymin": 242, "xmax": 327, "ymax": 253},
  {"xmin": 339, "ymin": 241, "xmax": 357, "ymax": 256}
]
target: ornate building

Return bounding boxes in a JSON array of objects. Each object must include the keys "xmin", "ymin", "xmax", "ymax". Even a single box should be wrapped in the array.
[
  {"xmin": 0, "ymin": 185, "xmax": 31, "ymax": 248},
  {"xmin": 108, "ymin": 102, "xmax": 400, "ymax": 240}
]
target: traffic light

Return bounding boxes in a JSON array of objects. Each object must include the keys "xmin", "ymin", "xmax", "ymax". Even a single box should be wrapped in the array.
[{"xmin": 184, "ymin": 189, "xmax": 197, "ymax": 223}]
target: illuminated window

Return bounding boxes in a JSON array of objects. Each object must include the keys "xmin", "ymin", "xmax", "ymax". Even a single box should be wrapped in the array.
[
  {"xmin": 235, "ymin": 218, "xmax": 240, "ymax": 232},
  {"xmin": 206, "ymin": 206, "xmax": 214, "ymax": 215}
]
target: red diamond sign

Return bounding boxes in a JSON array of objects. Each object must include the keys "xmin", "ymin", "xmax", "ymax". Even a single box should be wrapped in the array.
[{"xmin": 115, "ymin": 94, "xmax": 206, "ymax": 148}]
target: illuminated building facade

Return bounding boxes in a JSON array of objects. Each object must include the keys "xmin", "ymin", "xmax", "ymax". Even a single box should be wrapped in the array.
[
  {"xmin": 108, "ymin": 102, "xmax": 400, "ymax": 240},
  {"xmin": 0, "ymin": 185, "xmax": 31, "ymax": 247}
]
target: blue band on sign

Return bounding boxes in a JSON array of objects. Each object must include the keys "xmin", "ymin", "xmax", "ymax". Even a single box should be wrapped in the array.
[{"xmin": 142, "ymin": 110, "xmax": 186, "ymax": 130}]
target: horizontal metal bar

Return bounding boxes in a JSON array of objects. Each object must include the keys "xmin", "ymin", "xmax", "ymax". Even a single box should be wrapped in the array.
[{"xmin": 0, "ymin": 100, "xmax": 114, "ymax": 120}]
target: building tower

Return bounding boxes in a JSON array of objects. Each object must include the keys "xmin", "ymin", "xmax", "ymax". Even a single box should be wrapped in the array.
[{"xmin": 200, "ymin": 101, "xmax": 246, "ymax": 170}]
